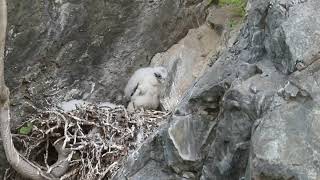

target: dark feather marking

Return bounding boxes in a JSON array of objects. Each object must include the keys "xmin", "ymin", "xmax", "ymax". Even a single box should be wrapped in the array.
[
  {"xmin": 154, "ymin": 72, "xmax": 161, "ymax": 79},
  {"xmin": 131, "ymin": 82, "xmax": 139, "ymax": 97}
]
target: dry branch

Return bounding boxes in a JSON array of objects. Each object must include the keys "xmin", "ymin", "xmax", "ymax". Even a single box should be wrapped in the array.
[{"xmin": 5, "ymin": 104, "xmax": 169, "ymax": 180}]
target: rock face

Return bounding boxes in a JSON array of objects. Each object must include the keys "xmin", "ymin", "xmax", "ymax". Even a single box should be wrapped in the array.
[
  {"xmin": 4, "ymin": 0, "xmax": 320, "ymax": 179},
  {"xmin": 265, "ymin": 0, "xmax": 320, "ymax": 74},
  {"xmin": 151, "ymin": 24, "xmax": 221, "ymax": 111},
  {"xmin": 114, "ymin": 0, "xmax": 320, "ymax": 180},
  {"xmin": 5, "ymin": 0, "xmax": 207, "ymax": 125}
]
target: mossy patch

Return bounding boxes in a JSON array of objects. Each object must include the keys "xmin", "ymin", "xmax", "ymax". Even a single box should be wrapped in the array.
[
  {"xmin": 208, "ymin": 0, "xmax": 219, "ymax": 5},
  {"xmin": 208, "ymin": 0, "xmax": 247, "ymax": 17},
  {"xmin": 219, "ymin": 0, "xmax": 247, "ymax": 17},
  {"xmin": 228, "ymin": 19, "xmax": 238, "ymax": 29},
  {"xmin": 219, "ymin": 0, "xmax": 246, "ymax": 6},
  {"xmin": 209, "ymin": 0, "xmax": 247, "ymax": 30},
  {"xmin": 19, "ymin": 122, "xmax": 33, "ymax": 135}
]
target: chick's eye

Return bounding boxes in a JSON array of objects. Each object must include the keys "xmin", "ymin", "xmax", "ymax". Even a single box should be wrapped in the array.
[{"xmin": 154, "ymin": 73, "xmax": 161, "ymax": 79}]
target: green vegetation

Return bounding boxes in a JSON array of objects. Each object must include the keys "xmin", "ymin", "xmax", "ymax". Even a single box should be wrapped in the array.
[
  {"xmin": 219, "ymin": 0, "xmax": 246, "ymax": 7},
  {"xmin": 208, "ymin": 0, "xmax": 219, "ymax": 6},
  {"xmin": 208, "ymin": 0, "xmax": 247, "ymax": 17},
  {"xmin": 220, "ymin": 0, "xmax": 247, "ymax": 17},
  {"xmin": 228, "ymin": 19, "xmax": 238, "ymax": 29},
  {"xmin": 19, "ymin": 122, "xmax": 33, "ymax": 135},
  {"xmin": 207, "ymin": 0, "xmax": 247, "ymax": 30}
]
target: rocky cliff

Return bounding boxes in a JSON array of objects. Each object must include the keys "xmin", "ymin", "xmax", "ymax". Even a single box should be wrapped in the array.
[
  {"xmin": 3, "ymin": 0, "xmax": 320, "ymax": 179},
  {"xmin": 114, "ymin": 0, "xmax": 320, "ymax": 179}
]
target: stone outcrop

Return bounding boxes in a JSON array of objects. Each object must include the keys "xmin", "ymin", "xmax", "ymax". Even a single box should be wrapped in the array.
[
  {"xmin": 151, "ymin": 24, "xmax": 220, "ymax": 111},
  {"xmin": 114, "ymin": 0, "xmax": 320, "ymax": 179}
]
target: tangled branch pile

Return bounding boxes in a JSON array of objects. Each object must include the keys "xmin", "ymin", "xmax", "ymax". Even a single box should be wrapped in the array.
[{"xmin": 4, "ymin": 104, "xmax": 170, "ymax": 180}]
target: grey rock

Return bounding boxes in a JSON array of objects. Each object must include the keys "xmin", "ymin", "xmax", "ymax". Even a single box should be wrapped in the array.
[
  {"xmin": 251, "ymin": 99, "xmax": 320, "ymax": 180},
  {"xmin": 112, "ymin": 128, "xmax": 171, "ymax": 180},
  {"xmin": 168, "ymin": 113, "xmax": 213, "ymax": 162},
  {"xmin": 249, "ymin": 58, "xmax": 320, "ymax": 180},
  {"xmin": 277, "ymin": 81, "xmax": 302, "ymax": 100},
  {"xmin": 151, "ymin": 24, "xmax": 221, "ymax": 111},
  {"xmin": 128, "ymin": 160, "xmax": 173, "ymax": 180},
  {"xmin": 114, "ymin": 0, "xmax": 320, "ymax": 180},
  {"xmin": 265, "ymin": 0, "xmax": 320, "ymax": 74}
]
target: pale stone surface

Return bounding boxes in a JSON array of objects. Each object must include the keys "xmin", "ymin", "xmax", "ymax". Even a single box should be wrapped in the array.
[{"xmin": 151, "ymin": 24, "xmax": 221, "ymax": 111}]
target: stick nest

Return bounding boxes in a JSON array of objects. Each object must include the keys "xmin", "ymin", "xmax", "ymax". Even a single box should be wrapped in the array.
[{"xmin": 5, "ymin": 104, "xmax": 170, "ymax": 180}]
